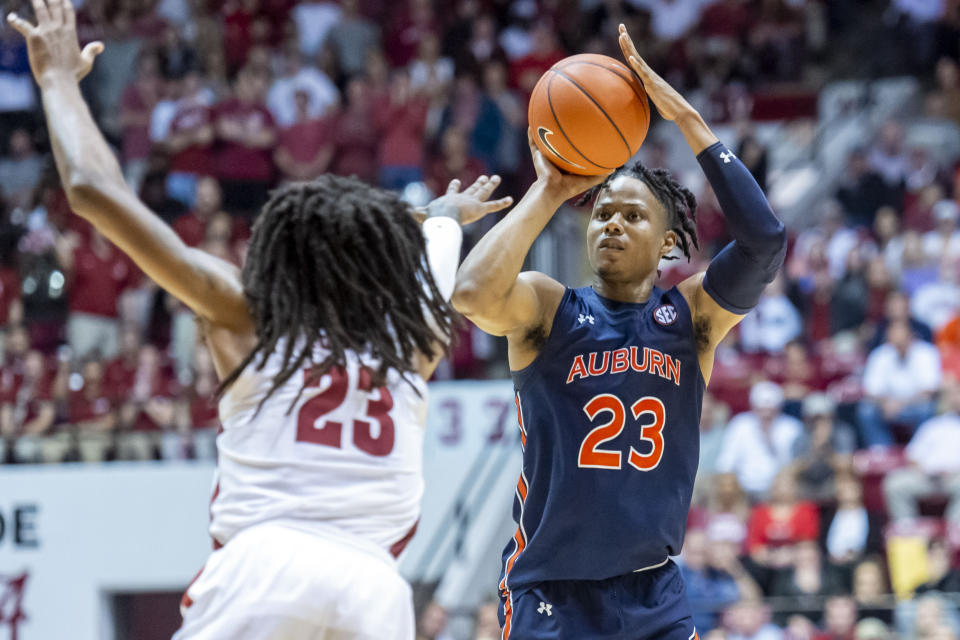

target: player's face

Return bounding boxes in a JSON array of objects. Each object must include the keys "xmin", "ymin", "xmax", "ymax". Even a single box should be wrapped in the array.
[{"xmin": 586, "ymin": 175, "xmax": 676, "ymax": 282}]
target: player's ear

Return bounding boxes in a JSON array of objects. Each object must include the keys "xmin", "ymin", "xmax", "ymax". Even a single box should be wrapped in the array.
[{"xmin": 660, "ymin": 230, "xmax": 677, "ymax": 258}]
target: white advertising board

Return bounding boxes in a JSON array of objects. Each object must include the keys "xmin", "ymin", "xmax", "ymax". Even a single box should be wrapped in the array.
[{"xmin": 0, "ymin": 379, "xmax": 518, "ymax": 640}]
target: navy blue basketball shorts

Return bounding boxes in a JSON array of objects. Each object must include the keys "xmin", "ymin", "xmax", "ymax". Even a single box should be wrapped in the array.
[{"xmin": 498, "ymin": 560, "xmax": 698, "ymax": 640}]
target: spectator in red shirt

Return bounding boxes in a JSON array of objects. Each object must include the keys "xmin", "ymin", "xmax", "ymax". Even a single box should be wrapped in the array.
[
  {"xmin": 213, "ymin": 66, "xmax": 276, "ymax": 217},
  {"xmin": 425, "ymin": 127, "xmax": 486, "ymax": 197},
  {"xmin": 274, "ymin": 90, "xmax": 334, "ymax": 182},
  {"xmin": 179, "ymin": 345, "xmax": 220, "ymax": 431},
  {"xmin": 746, "ymin": 469, "xmax": 820, "ymax": 568},
  {"xmin": 385, "ymin": 0, "xmax": 439, "ymax": 67},
  {"xmin": 172, "ymin": 176, "xmax": 233, "ymax": 247},
  {"xmin": 118, "ymin": 344, "xmax": 179, "ymax": 432},
  {"xmin": 375, "ymin": 70, "xmax": 429, "ymax": 190},
  {"xmin": 509, "ymin": 21, "xmax": 565, "ymax": 97},
  {"xmin": 160, "ymin": 69, "xmax": 215, "ymax": 208},
  {"xmin": 104, "ymin": 325, "xmax": 141, "ymax": 401},
  {"xmin": 62, "ymin": 230, "xmax": 139, "ymax": 360},
  {"xmin": 331, "ymin": 76, "xmax": 379, "ymax": 184},
  {"xmin": 0, "ymin": 259, "xmax": 22, "ymax": 329},
  {"xmin": 0, "ymin": 349, "xmax": 55, "ymax": 438},
  {"xmin": 119, "ymin": 53, "xmax": 161, "ymax": 191},
  {"xmin": 68, "ymin": 358, "xmax": 116, "ymax": 432},
  {"xmin": 2, "ymin": 324, "xmax": 29, "ymax": 373}
]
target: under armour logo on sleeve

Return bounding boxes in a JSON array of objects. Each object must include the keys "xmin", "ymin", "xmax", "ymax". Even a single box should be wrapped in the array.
[
  {"xmin": 538, "ymin": 602, "xmax": 553, "ymax": 616},
  {"xmin": 719, "ymin": 150, "xmax": 737, "ymax": 164},
  {"xmin": 578, "ymin": 314, "xmax": 595, "ymax": 325}
]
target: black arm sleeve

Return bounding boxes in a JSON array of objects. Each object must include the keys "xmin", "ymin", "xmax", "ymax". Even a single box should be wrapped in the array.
[{"xmin": 699, "ymin": 141, "xmax": 787, "ymax": 315}]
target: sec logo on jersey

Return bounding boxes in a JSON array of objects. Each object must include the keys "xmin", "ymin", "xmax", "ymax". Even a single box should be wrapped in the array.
[{"xmin": 653, "ymin": 304, "xmax": 677, "ymax": 326}]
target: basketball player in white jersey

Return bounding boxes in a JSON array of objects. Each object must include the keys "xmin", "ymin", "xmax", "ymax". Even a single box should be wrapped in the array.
[{"xmin": 8, "ymin": 1, "xmax": 514, "ymax": 637}]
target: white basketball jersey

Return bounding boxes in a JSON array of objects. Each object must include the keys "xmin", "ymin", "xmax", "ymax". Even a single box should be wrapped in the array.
[{"xmin": 210, "ymin": 340, "xmax": 427, "ymax": 557}]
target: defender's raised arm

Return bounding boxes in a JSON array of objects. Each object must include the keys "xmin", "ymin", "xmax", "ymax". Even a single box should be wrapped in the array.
[{"xmin": 9, "ymin": 0, "xmax": 251, "ymax": 332}]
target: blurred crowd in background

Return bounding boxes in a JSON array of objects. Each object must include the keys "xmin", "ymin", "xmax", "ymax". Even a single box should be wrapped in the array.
[{"xmin": 1, "ymin": 0, "xmax": 960, "ymax": 637}]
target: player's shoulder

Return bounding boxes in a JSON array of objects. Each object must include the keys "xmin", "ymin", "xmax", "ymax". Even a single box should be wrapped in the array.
[{"xmin": 517, "ymin": 271, "xmax": 565, "ymax": 299}]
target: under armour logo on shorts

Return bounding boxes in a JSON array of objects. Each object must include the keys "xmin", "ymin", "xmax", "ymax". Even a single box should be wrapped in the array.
[
  {"xmin": 538, "ymin": 601, "xmax": 552, "ymax": 616},
  {"xmin": 578, "ymin": 314, "xmax": 595, "ymax": 325}
]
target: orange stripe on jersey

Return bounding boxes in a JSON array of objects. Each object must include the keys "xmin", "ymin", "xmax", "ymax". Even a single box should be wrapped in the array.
[
  {"xmin": 501, "ymin": 592, "xmax": 513, "ymax": 640},
  {"xmin": 503, "ymin": 528, "xmax": 526, "ymax": 580},
  {"xmin": 514, "ymin": 393, "xmax": 527, "ymax": 448},
  {"xmin": 502, "ymin": 391, "xmax": 529, "ymax": 593}
]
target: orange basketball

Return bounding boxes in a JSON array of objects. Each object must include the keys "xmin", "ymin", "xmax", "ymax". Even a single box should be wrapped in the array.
[{"xmin": 528, "ymin": 54, "xmax": 650, "ymax": 176}]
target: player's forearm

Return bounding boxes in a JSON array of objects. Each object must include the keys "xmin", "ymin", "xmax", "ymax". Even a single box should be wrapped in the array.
[
  {"xmin": 453, "ymin": 181, "xmax": 560, "ymax": 311},
  {"xmin": 39, "ymin": 71, "xmax": 125, "ymax": 194},
  {"xmin": 673, "ymin": 109, "xmax": 719, "ymax": 156},
  {"xmin": 698, "ymin": 140, "xmax": 786, "ymax": 314}
]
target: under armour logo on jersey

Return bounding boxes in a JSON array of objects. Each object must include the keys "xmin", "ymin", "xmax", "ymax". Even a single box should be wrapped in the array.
[
  {"xmin": 538, "ymin": 602, "xmax": 553, "ymax": 616},
  {"xmin": 578, "ymin": 314, "xmax": 595, "ymax": 325},
  {"xmin": 653, "ymin": 304, "xmax": 678, "ymax": 326},
  {"xmin": 719, "ymin": 150, "xmax": 737, "ymax": 164}
]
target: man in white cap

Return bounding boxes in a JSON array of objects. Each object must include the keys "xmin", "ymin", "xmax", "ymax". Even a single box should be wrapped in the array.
[
  {"xmin": 715, "ymin": 380, "xmax": 804, "ymax": 497},
  {"xmin": 923, "ymin": 199, "xmax": 960, "ymax": 263}
]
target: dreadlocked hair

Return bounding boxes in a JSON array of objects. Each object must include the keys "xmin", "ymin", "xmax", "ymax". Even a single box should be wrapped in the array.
[
  {"xmin": 577, "ymin": 161, "xmax": 700, "ymax": 262},
  {"xmin": 218, "ymin": 175, "xmax": 456, "ymax": 412}
]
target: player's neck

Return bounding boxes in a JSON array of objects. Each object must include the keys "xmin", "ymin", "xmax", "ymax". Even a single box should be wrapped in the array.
[{"xmin": 590, "ymin": 275, "xmax": 656, "ymax": 305}]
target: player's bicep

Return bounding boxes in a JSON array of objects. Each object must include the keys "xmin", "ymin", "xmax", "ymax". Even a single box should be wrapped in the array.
[
  {"xmin": 68, "ymin": 180, "xmax": 251, "ymax": 331},
  {"xmin": 461, "ymin": 272, "xmax": 560, "ymax": 338}
]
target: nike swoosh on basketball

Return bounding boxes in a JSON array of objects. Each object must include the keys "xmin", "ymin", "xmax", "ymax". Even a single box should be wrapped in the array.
[{"xmin": 537, "ymin": 126, "xmax": 585, "ymax": 170}]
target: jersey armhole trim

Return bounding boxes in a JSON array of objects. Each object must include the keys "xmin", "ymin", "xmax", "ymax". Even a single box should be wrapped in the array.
[
  {"xmin": 668, "ymin": 286, "xmax": 707, "ymax": 391},
  {"xmin": 508, "ymin": 287, "xmax": 575, "ymax": 390}
]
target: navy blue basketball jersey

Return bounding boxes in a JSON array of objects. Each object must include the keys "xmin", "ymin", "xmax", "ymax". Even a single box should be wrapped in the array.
[{"xmin": 500, "ymin": 285, "xmax": 705, "ymax": 595}]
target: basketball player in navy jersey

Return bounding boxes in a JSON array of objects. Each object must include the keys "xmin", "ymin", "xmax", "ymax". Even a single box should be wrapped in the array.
[{"xmin": 452, "ymin": 25, "xmax": 787, "ymax": 639}]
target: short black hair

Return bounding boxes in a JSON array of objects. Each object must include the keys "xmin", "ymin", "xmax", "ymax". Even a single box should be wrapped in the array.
[
  {"xmin": 219, "ymin": 175, "xmax": 455, "ymax": 410},
  {"xmin": 579, "ymin": 161, "xmax": 700, "ymax": 262}
]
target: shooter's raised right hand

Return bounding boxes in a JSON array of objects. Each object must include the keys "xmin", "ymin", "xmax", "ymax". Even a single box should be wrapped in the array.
[{"xmin": 8, "ymin": 0, "xmax": 103, "ymax": 84}]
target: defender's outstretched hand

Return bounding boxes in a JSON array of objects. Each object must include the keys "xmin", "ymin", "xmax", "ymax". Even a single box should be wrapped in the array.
[
  {"xmin": 8, "ymin": 0, "xmax": 103, "ymax": 83},
  {"xmin": 424, "ymin": 175, "xmax": 514, "ymax": 226},
  {"xmin": 528, "ymin": 128, "xmax": 608, "ymax": 203},
  {"xmin": 617, "ymin": 23, "xmax": 695, "ymax": 122}
]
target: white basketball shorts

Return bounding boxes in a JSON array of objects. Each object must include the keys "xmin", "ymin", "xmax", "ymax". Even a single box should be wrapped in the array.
[{"xmin": 174, "ymin": 522, "xmax": 414, "ymax": 640}]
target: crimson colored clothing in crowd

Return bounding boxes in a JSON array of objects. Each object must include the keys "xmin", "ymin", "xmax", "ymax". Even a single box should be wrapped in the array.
[
  {"xmin": 119, "ymin": 84, "xmax": 156, "ymax": 163},
  {"xmin": 746, "ymin": 501, "xmax": 820, "ymax": 553},
  {"xmin": 68, "ymin": 390, "xmax": 113, "ymax": 425},
  {"xmin": 374, "ymin": 95, "xmax": 429, "ymax": 169},
  {"xmin": 0, "ymin": 267, "xmax": 19, "ymax": 324},
  {"xmin": 278, "ymin": 117, "xmax": 333, "ymax": 165},
  {"xmin": 68, "ymin": 241, "xmax": 138, "ymax": 318},
  {"xmin": 0, "ymin": 368, "xmax": 53, "ymax": 426},
  {"xmin": 332, "ymin": 109, "xmax": 379, "ymax": 183},
  {"xmin": 509, "ymin": 50, "xmax": 565, "ymax": 95},
  {"xmin": 213, "ymin": 99, "xmax": 277, "ymax": 181},
  {"xmin": 168, "ymin": 104, "xmax": 214, "ymax": 174},
  {"xmin": 104, "ymin": 356, "xmax": 137, "ymax": 402},
  {"xmin": 172, "ymin": 212, "xmax": 250, "ymax": 248}
]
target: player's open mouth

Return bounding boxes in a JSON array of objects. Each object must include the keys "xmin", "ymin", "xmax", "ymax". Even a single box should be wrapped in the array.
[{"xmin": 598, "ymin": 238, "xmax": 624, "ymax": 251}]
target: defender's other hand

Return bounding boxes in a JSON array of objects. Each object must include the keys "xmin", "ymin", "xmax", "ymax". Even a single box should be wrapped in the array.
[
  {"xmin": 8, "ymin": 0, "xmax": 104, "ymax": 84},
  {"xmin": 528, "ymin": 128, "xmax": 608, "ymax": 203},
  {"xmin": 617, "ymin": 23, "xmax": 695, "ymax": 122},
  {"xmin": 425, "ymin": 175, "xmax": 514, "ymax": 226}
]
